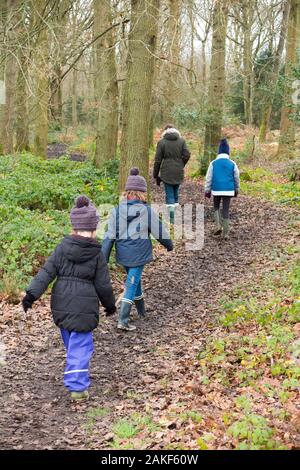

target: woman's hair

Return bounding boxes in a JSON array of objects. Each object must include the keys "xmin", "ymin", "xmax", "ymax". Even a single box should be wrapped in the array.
[{"xmin": 122, "ymin": 190, "xmax": 147, "ymax": 202}]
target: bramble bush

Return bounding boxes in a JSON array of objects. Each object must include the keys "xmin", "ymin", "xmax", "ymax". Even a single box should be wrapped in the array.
[{"xmin": 0, "ymin": 154, "xmax": 119, "ymax": 297}]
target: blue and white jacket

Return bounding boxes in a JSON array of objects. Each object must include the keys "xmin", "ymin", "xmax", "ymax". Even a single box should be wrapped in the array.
[
  {"xmin": 205, "ymin": 153, "xmax": 240, "ymax": 196},
  {"xmin": 102, "ymin": 199, "xmax": 173, "ymax": 268}
]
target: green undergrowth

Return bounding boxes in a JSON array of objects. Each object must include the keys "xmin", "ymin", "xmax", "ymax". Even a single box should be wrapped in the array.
[
  {"xmin": 197, "ymin": 243, "xmax": 300, "ymax": 449},
  {"xmin": 240, "ymin": 166, "xmax": 300, "ymax": 207},
  {"xmin": 0, "ymin": 154, "xmax": 119, "ymax": 297},
  {"xmin": 83, "ymin": 410, "xmax": 162, "ymax": 450}
]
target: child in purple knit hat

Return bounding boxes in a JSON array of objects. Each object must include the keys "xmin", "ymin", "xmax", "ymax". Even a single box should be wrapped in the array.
[
  {"xmin": 22, "ymin": 195, "xmax": 116, "ymax": 401},
  {"xmin": 102, "ymin": 168, "xmax": 173, "ymax": 332}
]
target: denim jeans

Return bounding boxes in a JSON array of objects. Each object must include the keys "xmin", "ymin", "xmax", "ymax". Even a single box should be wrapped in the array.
[
  {"xmin": 123, "ymin": 266, "xmax": 144, "ymax": 303},
  {"xmin": 164, "ymin": 183, "xmax": 180, "ymax": 205},
  {"xmin": 120, "ymin": 266, "xmax": 144, "ymax": 324},
  {"xmin": 60, "ymin": 329, "xmax": 94, "ymax": 392}
]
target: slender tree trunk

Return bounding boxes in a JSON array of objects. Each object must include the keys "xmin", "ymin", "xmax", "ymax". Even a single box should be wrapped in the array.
[
  {"xmin": 50, "ymin": 0, "xmax": 70, "ymax": 127},
  {"xmin": 162, "ymin": 0, "xmax": 181, "ymax": 122},
  {"xmin": 72, "ymin": 68, "xmax": 78, "ymax": 128},
  {"xmin": 51, "ymin": 66, "xmax": 63, "ymax": 127},
  {"xmin": 1, "ymin": 0, "xmax": 19, "ymax": 154},
  {"xmin": 201, "ymin": 0, "xmax": 228, "ymax": 174},
  {"xmin": 259, "ymin": 0, "xmax": 290, "ymax": 142},
  {"xmin": 115, "ymin": 14, "xmax": 128, "ymax": 130},
  {"xmin": 15, "ymin": 53, "xmax": 30, "ymax": 151},
  {"xmin": 188, "ymin": 1, "xmax": 195, "ymax": 87},
  {"xmin": 94, "ymin": 0, "xmax": 119, "ymax": 167},
  {"xmin": 201, "ymin": 42, "xmax": 206, "ymax": 86},
  {"xmin": 277, "ymin": 0, "xmax": 300, "ymax": 158},
  {"xmin": 33, "ymin": 0, "xmax": 50, "ymax": 158},
  {"xmin": 242, "ymin": 0, "xmax": 254, "ymax": 125},
  {"xmin": 120, "ymin": 0, "xmax": 160, "ymax": 192}
]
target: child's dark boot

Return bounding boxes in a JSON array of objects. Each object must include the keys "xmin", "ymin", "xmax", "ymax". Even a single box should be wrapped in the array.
[
  {"xmin": 117, "ymin": 301, "xmax": 136, "ymax": 331},
  {"xmin": 134, "ymin": 297, "xmax": 146, "ymax": 317}
]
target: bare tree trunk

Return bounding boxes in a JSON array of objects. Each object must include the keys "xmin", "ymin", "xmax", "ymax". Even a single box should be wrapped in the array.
[
  {"xmin": 33, "ymin": 0, "xmax": 50, "ymax": 158},
  {"xmin": 277, "ymin": 0, "xmax": 300, "ymax": 158},
  {"xmin": 242, "ymin": 0, "xmax": 254, "ymax": 125},
  {"xmin": 51, "ymin": 65, "xmax": 63, "ymax": 127},
  {"xmin": 94, "ymin": 0, "xmax": 119, "ymax": 167},
  {"xmin": 120, "ymin": 0, "xmax": 160, "ymax": 192},
  {"xmin": 72, "ymin": 68, "xmax": 78, "ymax": 128},
  {"xmin": 201, "ymin": 42, "xmax": 206, "ymax": 85},
  {"xmin": 187, "ymin": 0, "xmax": 195, "ymax": 87},
  {"xmin": 15, "ymin": 53, "xmax": 30, "ymax": 151},
  {"xmin": 50, "ymin": 0, "xmax": 70, "ymax": 127},
  {"xmin": 201, "ymin": 0, "xmax": 228, "ymax": 174},
  {"xmin": 259, "ymin": 0, "xmax": 290, "ymax": 142},
  {"xmin": 1, "ymin": 0, "xmax": 19, "ymax": 154},
  {"xmin": 162, "ymin": 0, "xmax": 181, "ymax": 122}
]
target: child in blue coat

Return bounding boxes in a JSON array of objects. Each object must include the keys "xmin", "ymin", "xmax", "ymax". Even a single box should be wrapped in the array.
[
  {"xmin": 102, "ymin": 167, "xmax": 173, "ymax": 331},
  {"xmin": 205, "ymin": 138, "xmax": 240, "ymax": 239}
]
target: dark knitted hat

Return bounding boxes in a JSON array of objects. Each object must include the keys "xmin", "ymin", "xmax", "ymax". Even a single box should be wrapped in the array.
[
  {"xmin": 218, "ymin": 138, "xmax": 230, "ymax": 155},
  {"xmin": 70, "ymin": 195, "xmax": 99, "ymax": 231},
  {"xmin": 125, "ymin": 167, "xmax": 147, "ymax": 192}
]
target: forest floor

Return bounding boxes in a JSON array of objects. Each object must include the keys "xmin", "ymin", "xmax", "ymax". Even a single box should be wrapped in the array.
[{"xmin": 0, "ymin": 176, "xmax": 299, "ymax": 450}]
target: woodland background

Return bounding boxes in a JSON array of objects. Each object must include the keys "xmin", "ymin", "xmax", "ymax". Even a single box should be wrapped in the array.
[{"xmin": 0, "ymin": 0, "xmax": 299, "ymax": 451}]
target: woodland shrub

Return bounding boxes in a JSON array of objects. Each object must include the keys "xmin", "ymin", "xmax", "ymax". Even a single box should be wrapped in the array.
[
  {"xmin": 240, "ymin": 167, "xmax": 300, "ymax": 207},
  {"xmin": 171, "ymin": 105, "xmax": 202, "ymax": 129},
  {"xmin": 0, "ymin": 154, "xmax": 119, "ymax": 295}
]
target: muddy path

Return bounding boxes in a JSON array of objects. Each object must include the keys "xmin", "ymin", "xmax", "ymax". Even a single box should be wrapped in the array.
[{"xmin": 0, "ymin": 178, "xmax": 296, "ymax": 449}]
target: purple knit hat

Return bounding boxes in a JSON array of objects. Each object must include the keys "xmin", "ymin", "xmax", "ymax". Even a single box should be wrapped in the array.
[
  {"xmin": 125, "ymin": 167, "xmax": 147, "ymax": 192},
  {"xmin": 70, "ymin": 195, "xmax": 99, "ymax": 231}
]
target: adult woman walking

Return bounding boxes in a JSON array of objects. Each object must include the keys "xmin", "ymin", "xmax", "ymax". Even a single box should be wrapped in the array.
[{"xmin": 153, "ymin": 124, "xmax": 191, "ymax": 223}]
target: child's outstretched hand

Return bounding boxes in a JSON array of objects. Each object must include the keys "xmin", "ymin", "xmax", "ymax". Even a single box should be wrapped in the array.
[
  {"xmin": 105, "ymin": 305, "xmax": 117, "ymax": 317},
  {"xmin": 22, "ymin": 293, "xmax": 35, "ymax": 313}
]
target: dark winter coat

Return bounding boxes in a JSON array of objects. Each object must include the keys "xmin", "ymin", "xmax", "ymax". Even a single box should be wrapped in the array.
[
  {"xmin": 153, "ymin": 128, "xmax": 191, "ymax": 185},
  {"xmin": 101, "ymin": 199, "xmax": 173, "ymax": 267},
  {"xmin": 26, "ymin": 235, "xmax": 115, "ymax": 332}
]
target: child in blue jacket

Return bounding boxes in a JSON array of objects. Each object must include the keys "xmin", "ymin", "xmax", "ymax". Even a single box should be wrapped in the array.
[
  {"xmin": 205, "ymin": 138, "xmax": 240, "ymax": 239},
  {"xmin": 102, "ymin": 167, "xmax": 173, "ymax": 331}
]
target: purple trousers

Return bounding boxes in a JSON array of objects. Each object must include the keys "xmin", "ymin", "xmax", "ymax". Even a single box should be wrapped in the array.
[{"xmin": 60, "ymin": 329, "xmax": 94, "ymax": 392}]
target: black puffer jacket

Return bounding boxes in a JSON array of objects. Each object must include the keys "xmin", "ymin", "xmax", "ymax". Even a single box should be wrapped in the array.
[
  {"xmin": 26, "ymin": 235, "xmax": 115, "ymax": 332},
  {"xmin": 153, "ymin": 128, "xmax": 191, "ymax": 185}
]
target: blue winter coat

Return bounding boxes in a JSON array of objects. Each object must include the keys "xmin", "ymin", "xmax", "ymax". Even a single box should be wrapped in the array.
[
  {"xmin": 101, "ymin": 199, "xmax": 173, "ymax": 267},
  {"xmin": 205, "ymin": 154, "xmax": 240, "ymax": 196}
]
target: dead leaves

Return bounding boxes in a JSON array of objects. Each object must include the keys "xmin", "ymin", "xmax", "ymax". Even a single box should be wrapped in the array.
[{"xmin": 0, "ymin": 179, "xmax": 299, "ymax": 450}]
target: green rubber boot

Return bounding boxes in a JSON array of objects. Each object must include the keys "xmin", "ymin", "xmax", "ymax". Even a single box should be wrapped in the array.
[
  {"xmin": 168, "ymin": 205, "xmax": 175, "ymax": 225},
  {"xmin": 223, "ymin": 218, "xmax": 230, "ymax": 240},
  {"xmin": 213, "ymin": 210, "xmax": 222, "ymax": 235}
]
